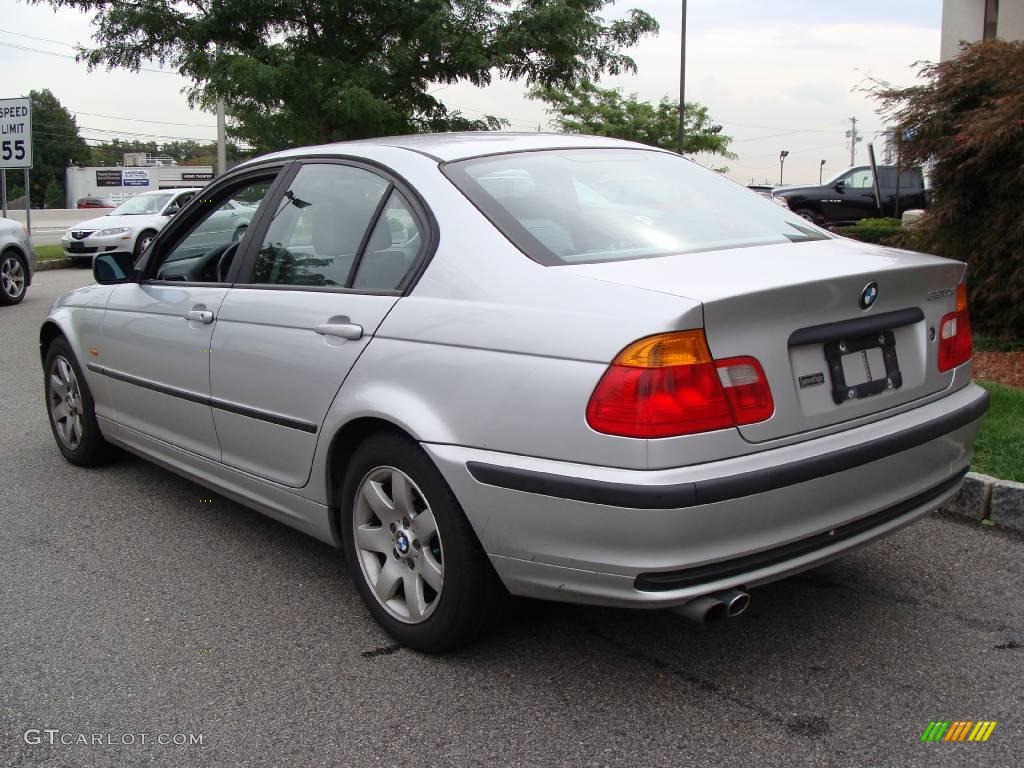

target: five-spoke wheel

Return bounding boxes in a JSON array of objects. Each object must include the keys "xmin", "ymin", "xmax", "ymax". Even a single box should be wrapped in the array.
[
  {"xmin": 48, "ymin": 356, "xmax": 85, "ymax": 451},
  {"xmin": 0, "ymin": 252, "xmax": 26, "ymax": 305},
  {"xmin": 341, "ymin": 433, "xmax": 503, "ymax": 652},
  {"xmin": 43, "ymin": 337, "xmax": 115, "ymax": 466}
]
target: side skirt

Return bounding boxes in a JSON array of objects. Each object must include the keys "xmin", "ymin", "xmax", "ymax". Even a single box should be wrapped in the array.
[{"xmin": 99, "ymin": 416, "xmax": 337, "ymax": 547}]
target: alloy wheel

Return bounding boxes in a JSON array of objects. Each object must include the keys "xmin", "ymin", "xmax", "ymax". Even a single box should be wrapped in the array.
[
  {"xmin": 48, "ymin": 356, "xmax": 84, "ymax": 450},
  {"xmin": 1, "ymin": 255, "xmax": 25, "ymax": 300},
  {"xmin": 352, "ymin": 466, "xmax": 444, "ymax": 624}
]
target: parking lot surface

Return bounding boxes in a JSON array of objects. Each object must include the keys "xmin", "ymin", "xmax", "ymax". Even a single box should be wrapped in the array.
[{"xmin": 2, "ymin": 269, "xmax": 1022, "ymax": 767}]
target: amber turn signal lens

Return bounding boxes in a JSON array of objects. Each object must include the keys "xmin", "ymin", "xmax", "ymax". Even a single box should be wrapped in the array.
[{"xmin": 612, "ymin": 330, "xmax": 712, "ymax": 368}]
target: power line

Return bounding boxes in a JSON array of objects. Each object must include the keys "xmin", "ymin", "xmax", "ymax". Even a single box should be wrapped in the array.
[{"xmin": 0, "ymin": 39, "xmax": 180, "ymax": 75}]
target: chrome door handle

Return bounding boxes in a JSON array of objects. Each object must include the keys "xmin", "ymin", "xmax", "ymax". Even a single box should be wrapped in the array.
[
  {"xmin": 315, "ymin": 322, "xmax": 363, "ymax": 340},
  {"xmin": 185, "ymin": 310, "xmax": 214, "ymax": 324}
]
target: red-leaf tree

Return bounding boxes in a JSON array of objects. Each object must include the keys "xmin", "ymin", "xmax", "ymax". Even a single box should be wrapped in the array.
[{"xmin": 870, "ymin": 40, "xmax": 1024, "ymax": 337}]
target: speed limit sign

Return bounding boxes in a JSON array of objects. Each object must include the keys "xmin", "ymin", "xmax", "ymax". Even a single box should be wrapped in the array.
[{"xmin": 0, "ymin": 97, "xmax": 32, "ymax": 169}]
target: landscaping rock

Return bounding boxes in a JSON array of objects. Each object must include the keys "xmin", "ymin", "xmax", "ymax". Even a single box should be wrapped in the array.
[
  {"xmin": 941, "ymin": 472, "xmax": 995, "ymax": 521},
  {"xmin": 990, "ymin": 480, "xmax": 1024, "ymax": 531}
]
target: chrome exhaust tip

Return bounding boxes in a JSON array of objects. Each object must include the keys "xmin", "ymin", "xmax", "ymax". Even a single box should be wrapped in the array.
[
  {"xmin": 718, "ymin": 588, "xmax": 751, "ymax": 618},
  {"xmin": 671, "ymin": 595, "xmax": 726, "ymax": 624},
  {"xmin": 671, "ymin": 589, "xmax": 750, "ymax": 623}
]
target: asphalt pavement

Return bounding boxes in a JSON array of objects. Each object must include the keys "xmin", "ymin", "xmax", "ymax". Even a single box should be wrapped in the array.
[{"xmin": 2, "ymin": 269, "xmax": 1022, "ymax": 768}]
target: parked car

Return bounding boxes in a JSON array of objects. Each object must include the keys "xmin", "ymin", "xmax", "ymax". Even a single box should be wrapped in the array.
[
  {"xmin": 76, "ymin": 195, "xmax": 113, "ymax": 209},
  {"xmin": 0, "ymin": 216, "xmax": 35, "ymax": 305},
  {"xmin": 61, "ymin": 188, "xmax": 252, "ymax": 264},
  {"xmin": 772, "ymin": 165, "xmax": 928, "ymax": 226},
  {"xmin": 40, "ymin": 134, "xmax": 987, "ymax": 652}
]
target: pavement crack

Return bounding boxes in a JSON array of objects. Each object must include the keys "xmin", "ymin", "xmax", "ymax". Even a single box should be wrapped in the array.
[
  {"xmin": 576, "ymin": 618, "xmax": 831, "ymax": 740},
  {"xmin": 361, "ymin": 643, "xmax": 402, "ymax": 658}
]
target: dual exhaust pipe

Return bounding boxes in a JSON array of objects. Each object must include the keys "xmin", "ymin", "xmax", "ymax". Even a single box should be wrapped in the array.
[{"xmin": 671, "ymin": 588, "xmax": 750, "ymax": 624}]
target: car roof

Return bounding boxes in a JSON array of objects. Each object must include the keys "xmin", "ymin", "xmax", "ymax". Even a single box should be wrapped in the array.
[{"xmin": 252, "ymin": 132, "xmax": 664, "ymax": 164}]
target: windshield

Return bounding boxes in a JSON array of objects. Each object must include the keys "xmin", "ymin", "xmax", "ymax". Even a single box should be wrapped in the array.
[
  {"xmin": 109, "ymin": 194, "xmax": 173, "ymax": 216},
  {"xmin": 444, "ymin": 149, "xmax": 828, "ymax": 265}
]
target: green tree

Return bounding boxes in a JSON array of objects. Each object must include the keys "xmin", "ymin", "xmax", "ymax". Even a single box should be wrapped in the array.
[
  {"xmin": 43, "ymin": 168, "xmax": 65, "ymax": 208},
  {"xmin": 13, "ymin": 90, "xmax": 91, "ymax": 207},
  {"xmin": 869, "ymin": 40, "xmax": 1024, "ymax": 336},
  {"xmin": 34, "ymin": 1, "xmax": 658, "ymax": 154},
  {"xmin": 529, "ymin": 81, "xmax": 735, "ymax": 158}
]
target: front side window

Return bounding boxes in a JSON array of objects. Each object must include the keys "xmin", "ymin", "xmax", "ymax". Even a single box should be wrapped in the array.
[
  {"xmin": 443, "ymin": 149, "xmax": 826, "ymax": 266},
  {"xmin": 250, "ymin": 164, "xmax": 389, "ymax": 287},
  {"xmin": 152, "ymin": 178, "xmax": 273, "ymax": 281},
  {"xmin": 845, "ymin": 169, "xmax": 874, "ymax": 188}
]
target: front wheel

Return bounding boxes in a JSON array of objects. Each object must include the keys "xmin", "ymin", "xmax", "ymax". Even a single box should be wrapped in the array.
[
  {"xmin": 341, "ymin": 433, "xmax": 504, "ymax": 653},
  {"xmin": 133, "ymin": 230, "xmax": 157, "ymax": 260},
  {"xmin": 44, "ymin": 338, "xmax": 116, "ymax": 466}
]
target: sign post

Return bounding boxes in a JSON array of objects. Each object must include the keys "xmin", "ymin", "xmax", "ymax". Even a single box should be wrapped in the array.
[{"xmin": 0, "ymin": 96, "xmax": 33, "ymax": 232}]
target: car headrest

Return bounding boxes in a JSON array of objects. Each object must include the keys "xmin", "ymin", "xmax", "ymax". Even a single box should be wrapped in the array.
[{"xmin": 311, "ymin": 195, "xmax": 377, "ymax": 257}]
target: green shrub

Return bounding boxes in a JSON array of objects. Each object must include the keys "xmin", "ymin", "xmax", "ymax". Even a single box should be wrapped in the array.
[{"xmin": 835, "ymin": 218, "xmax": 902, "ymax": 244}]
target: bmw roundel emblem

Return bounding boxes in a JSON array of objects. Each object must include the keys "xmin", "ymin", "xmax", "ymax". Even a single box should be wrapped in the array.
[{"xmin": 859, "ymin": 281, "xmax": 879, "ymax": 310}]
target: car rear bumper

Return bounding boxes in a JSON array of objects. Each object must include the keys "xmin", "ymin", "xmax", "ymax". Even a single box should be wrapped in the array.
[{"xmin": 423, "ymin": 382, "xmax": 988, "ymax": 608}]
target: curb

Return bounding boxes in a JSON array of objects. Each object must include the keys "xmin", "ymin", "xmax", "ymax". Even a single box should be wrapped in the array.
[
  {"xmin": 34, "ymin": 258, "xmax": 74, "ymax": 271},
  {"xmin": 941, "ymin": 472, "xmax": 1024, "ymax": 531}
]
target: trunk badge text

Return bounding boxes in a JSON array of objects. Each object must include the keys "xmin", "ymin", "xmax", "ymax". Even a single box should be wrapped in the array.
[
  {"xmin": 927, "ymin": 287, "xmax": 955, "ymax": 301},
  {"xmin": 799, "ymin": 372, "xmax": 826, "ymax": 389}
]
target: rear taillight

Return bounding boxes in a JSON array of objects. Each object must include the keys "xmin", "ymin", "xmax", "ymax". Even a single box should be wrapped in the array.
[
  {"xmin": 586, "ymin": 330, "xmax": 774, "ymax": 438},
  {"xmin": 938, "ymin": 283, "xmax": 972, "ymax": 372}
]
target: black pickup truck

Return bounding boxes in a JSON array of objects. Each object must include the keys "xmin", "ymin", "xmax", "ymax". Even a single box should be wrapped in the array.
[{"xmin": 771, "ymin": 165, "xmax": 928, "ymax": 226}]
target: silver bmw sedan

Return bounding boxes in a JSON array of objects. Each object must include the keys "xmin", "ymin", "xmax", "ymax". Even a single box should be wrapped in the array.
[{"xmin": 40, "ymin": 133, "xmax": 987, "ymax": 652}]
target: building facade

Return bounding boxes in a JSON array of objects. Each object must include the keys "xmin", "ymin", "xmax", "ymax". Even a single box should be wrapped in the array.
[
  {"xmin": 941, "ymin": 0, "xmax": 1024, "ymax": 60},
  {"xmin": 64, "ymin": 164, "xmax": 214, "ymax": 208}
]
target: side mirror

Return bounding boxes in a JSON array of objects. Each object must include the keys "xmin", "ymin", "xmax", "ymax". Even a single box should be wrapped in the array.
[
  {"xmin": 93, "ymin": 251, "xmax": 135, "ymax": 284},
  {"xmin": 834, "ymin": 181, "xmax": 846, "ymax": 192},
  {"xmin": 165, "ymin": 208, "xmax": 178, "ymax": 217}
]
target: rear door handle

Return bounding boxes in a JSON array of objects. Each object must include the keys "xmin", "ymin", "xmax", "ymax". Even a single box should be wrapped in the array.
[
  {"xmin": 185, "ymin": 309, "xmax": 214, "ymax": 324},
  {"xmin": 315, "ymin": 322, "xmax": 363, "ymax": 340}
]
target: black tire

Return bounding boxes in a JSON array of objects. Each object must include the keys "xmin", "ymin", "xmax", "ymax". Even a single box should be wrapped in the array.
[
  {"xmin": 794, "ymin": 209, "xmax": 824, "ymax": 226},
  {"xmin": 133, "ymin": 229, "xmax": 157, "ymax": 260},
  {"xmin": 340, "ymin": 433, "xmax": 504, "ymax": 653},
  {"xmin": 0, "ymin": 249, "xmax": 28, "ymax": 306},
  {"xmin": 43, "ymin": 337, "xmax": 116, "ymax": 467}
]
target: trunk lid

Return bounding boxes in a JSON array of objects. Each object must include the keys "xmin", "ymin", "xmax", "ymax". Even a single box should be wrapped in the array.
[{"xmin": 560, "ymin": 238, "xmax": 965, "ymax": 443}]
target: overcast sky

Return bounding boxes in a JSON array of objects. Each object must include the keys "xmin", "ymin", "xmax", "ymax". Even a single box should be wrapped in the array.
[{"xmin": 2, "ymin": 0, "xmax": 942, "ymax": 184}]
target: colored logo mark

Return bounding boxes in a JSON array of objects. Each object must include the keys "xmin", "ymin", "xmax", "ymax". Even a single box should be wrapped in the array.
[{"xmin": 920, "ymin": 721, "xmax": 997, "ymax": 742}]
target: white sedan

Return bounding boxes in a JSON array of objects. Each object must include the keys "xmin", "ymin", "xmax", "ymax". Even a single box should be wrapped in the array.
[{"xmin": 61, "ymin": 188, "xmax": 255, "ymax": 263}]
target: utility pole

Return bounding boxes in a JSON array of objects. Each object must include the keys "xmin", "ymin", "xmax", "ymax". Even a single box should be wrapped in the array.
[
  {"xmin": 678, "ymin": 0, "xmax": 687, "ymax": 155},
  {"xmin": 845, "ymin": 116, "xmax": 861, "ymax": 167},
  {"xmin": 216, "ymin": 99, "xmax": 227, "ymax": 177}
]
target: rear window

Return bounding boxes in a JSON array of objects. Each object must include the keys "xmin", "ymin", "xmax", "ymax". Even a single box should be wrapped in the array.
[{"xmin": 443, "ymin": 148, "xmax": 828, "ymax": 265}]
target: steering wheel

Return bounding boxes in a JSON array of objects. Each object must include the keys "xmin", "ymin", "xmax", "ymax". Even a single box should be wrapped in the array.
[
  {"xmin": 215, "ymin": 241, "xmax": 240, "ymax": 283},
  {"xmin": 195, "ymin": 241, "xmax": 240, "ymax": 283}
]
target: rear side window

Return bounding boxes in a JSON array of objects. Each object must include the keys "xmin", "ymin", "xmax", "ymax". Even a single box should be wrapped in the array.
[
  {"xmin": 351, "ymin": 191, "xmax": 423, "ymax": 291},
  {"xmin": 443, "ymin": 149, "xmax": 827, "ymax": 266}
]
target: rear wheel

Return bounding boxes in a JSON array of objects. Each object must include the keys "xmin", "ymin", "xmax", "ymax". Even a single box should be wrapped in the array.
[
  {"xmin": 0, "ymin": 250, "xmax": 27, "ymax": 305},
  {"xmin": 44, "ymin": 338, "xmax": 116, "ymax": 466},
  {"xmin": 341, "ymin": 433, "xmax": 503, "ymax": 652}
]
